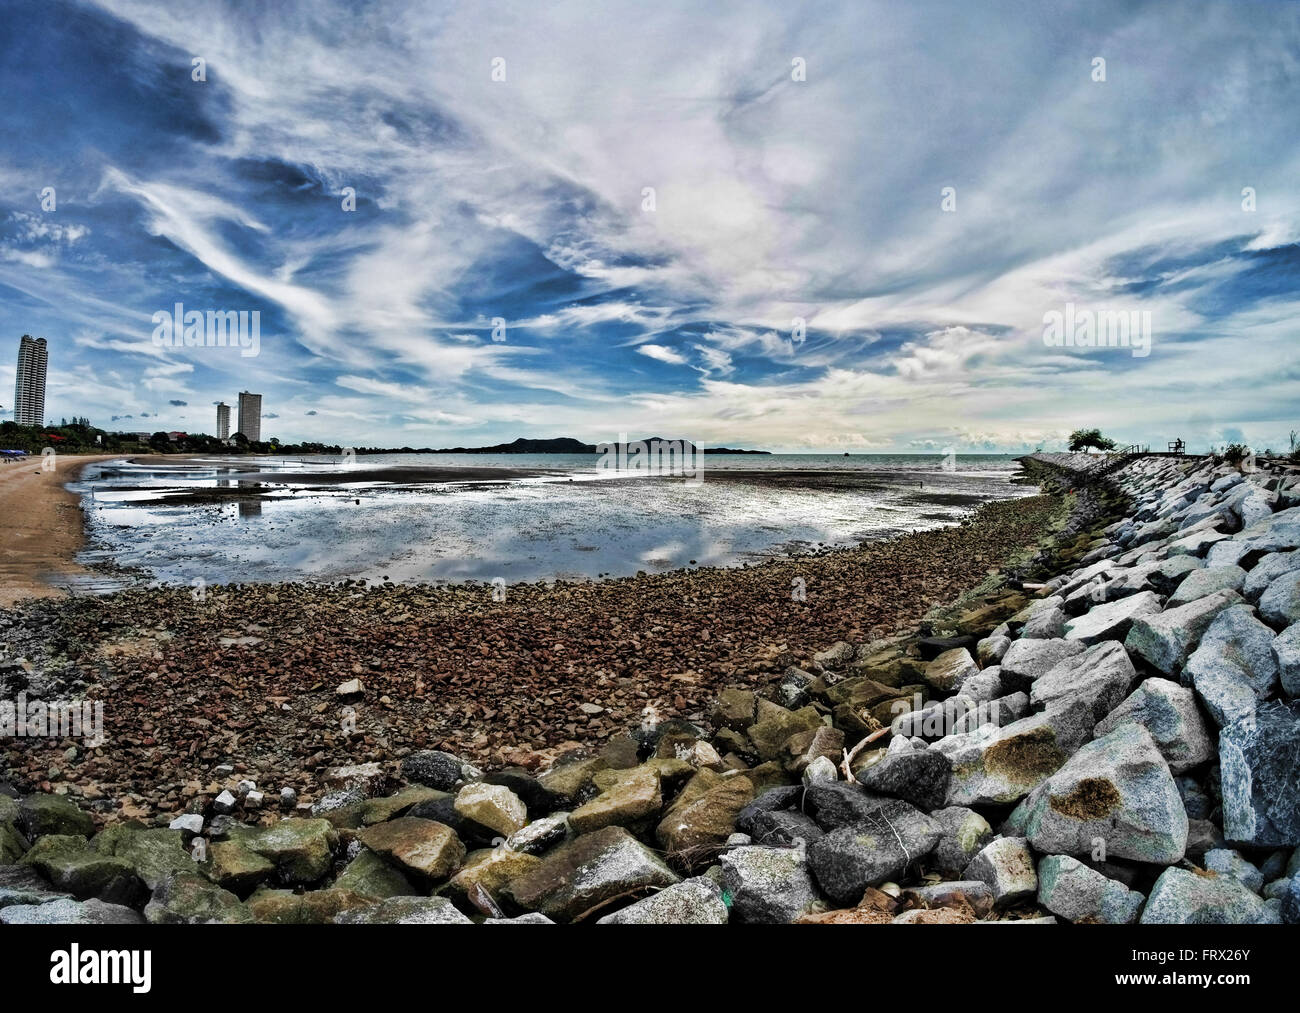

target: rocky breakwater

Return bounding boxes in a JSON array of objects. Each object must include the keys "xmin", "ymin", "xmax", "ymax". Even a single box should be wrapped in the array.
[{"xmin": 3, "ymin": 451, "xmax": 1299, "ymax": 924}]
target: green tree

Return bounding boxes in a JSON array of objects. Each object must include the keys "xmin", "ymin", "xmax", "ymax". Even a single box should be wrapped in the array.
[{"xmin": 1068, "ymin": 428, "xmax": 1116, "ymax": 452}]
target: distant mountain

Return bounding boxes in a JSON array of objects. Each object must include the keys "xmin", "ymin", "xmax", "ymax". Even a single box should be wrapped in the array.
[{"xmin": 430, "ymin": 436, "xmax": 769, "ymax": 454}]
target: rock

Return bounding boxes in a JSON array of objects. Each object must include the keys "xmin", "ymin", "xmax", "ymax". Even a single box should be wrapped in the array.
[
  {"xmin": 977, "ymin": 635, "xmax": 1011, "ymax": 666},
  {"xmin": 18, "ymin": 835, "xmax": 142, "ymax": 905},
  {"xmin": 1184, "ymin": 605, "xmax": 1280, "ymax": 726},
  {"xmin": 245, "ymin": 886, "xmax": 372, "ymax": 924},
  {"xmin": 401, "ymin": 750, "xmax": 474, "ymax": 791},
  {"xmin": 1030, "ymin": 640, "xmax": 1137, "ymax": 722},
  {"xmin": 1064, "ymin": 591, "xmax": 1163, "ymax": 645},
  {"xmin": 596, "ymin": 877, "xmax": 729, "ymax": 924},
  {"xmin": 1259, "ymin": 570, "xmax": 1300, "ymax": 629},
  {"xmin": 206, "ymin": 840, "xmax": 276, "ymax": 894},
  {"xmin": 1140, "ymin": 866, "xmax": 1280, "ymax": 924},
  {"xmin": 169, "ymin": 814, "xmax": 204, "ymax": 836},
  {"xmin": 1125, "ymin": 589, "xmax": 1244, "ymax": 675},
  {"xmin": 0, "ymin": 864, "xmax": 72, "ymax": 909},
  {"xmin": 807, "ymin": 800, "xmax": 941, "ymax": 904},
  {"xmin": 505, "ymin": 813, "xmax": 570, "ymax": 855},
  {"xmin": 1020, "ymin": 724, "xmax": 1187, "ymax": 864},
  {"xmin": 815, "ymin": 641, "xmax": 856, "ymax": 668},
  {"xmin": 1093, "ymin": 678, "xmax": 1213, "ymax": 774},
  {"xmin": 1203, "ymin": 849, "xmax": 1265, "ymax": 893},
  {"xmin": 1185, "ymin": 818, "xmax": 1227, "ymax": 860},
  {"xmin": 0, "ymin": 897, "xmax": 145, "ymax": 924},
  {"xmin": 856, "ymin": 741, "xmax": 951, "ymax": 810},
  {"xmin": 234, "ymin": 819, "xmax": 338, "ymax": 885},
  {"xmin": 803, "ymin": 781, "xmax": 891, "ymax": 831},
  {"xmin": 924, "ymin": 648, "xmax": 979, "ymax": 692},
  {"xmin": 1276, "ymin": 622, "xmax": 1300, "ymax": 697},
  {"xmin": 483, "ymin": 912, "xmax": 556, "ymax": 924},
  {"xmin": 446, "ymin": 847, "xmax": 542, "ymax": 909},
  {"xmin": 213, "ymin": 790, "xmax": 237, "ymax": 814},
  {"xmin": 17, "ymin": 794, "xmax": 94, "ymax": 838},
  {"xmin": 537, "ymin": 755, "xmax": 607, "ymax": 806},
  {"xmin": 1219, "ymin": 700, "xmax": 1300, "ymax": 847},
  {"xmin": 902, "ymin": 880, "xmax": 995, "ymax": 918},
  {"xmin": 928, "ymin": 806, "xmax": 994, "ymax": 877},
  {"xmin": 743, "ymin": 808, "xmax": 823, "ymax": 848},
  {"xmin": 505, "ymin": 826, "xmax": 679, "ymax": 922},
  {"xmin": 356, "ymin": 817, "xmax": 465, "ymax": 883},
  {"xmin": 999, "ymin": 638, "xmax": 1088, "ymax": 694},
  {"xmin": 335, "ymin": 678, "xmax": 364, "ymax": 696},
  {"xmin": 568, "ymin": 768, "xmax": 662, "ymax": 834},
  {"xmin": 1036, "ymin": 854, "xmax": 1144, "ymax": 923},
  {"xmin": 144, "ymin": 872, "xmax": 253, "ymax": 924},
  {"xmin": 656, "ymin": 772, "xmax": 755, "ymax": 856},
  {"xmin": 279, "ymin": 787, "xmax": 297, "ymax": 810},
  {"xmin": 322, "ymin": 762, "xmax": 388, "ymax": 797},
  {"xmin": 747, "ymin": 706, "xmax": 823, "ymax": 761},
  {"xmin": 453, "ymin": 783, "xmax": 528, "ymax": 837},
  {"xmin": 333, "ymin": 896, "xmax": 473, "ymax": 924},
  {"xmin": 803, "ymin": 756, "xmax": 838, "ymax": 784},
  {"xmin": 361, "ymin": 785, "xmax": 448, "ymax": 825},
  {"xmin": 334, "ymin": 847, "xmax": 417, "ymax": 899},
  {"xmin": 720, "ymin": 844, "xmax": 823, "ymax": 923},
  {"xmin": 936, "ymin": 698, "xmax": 1095, "ymax": 806},
  {"xmin": 1168, "ymin": 565, "xmax": 1247, "ymax": 607},
  {"xmin": 962, "ymin": 666, "xmax": 1004, "ymax": 702},
  {"xmin": 712, "ymin": 688, "xmax": 757, "ymax": 731},
  {"xmin": 963, "ymin": 837, "xmax": 1037, "ymax": 908},
  {"xmin": 1243, "ymin": 551, "xmax": 1300, "ymax": 602},
  {"xmin": 90, "ymin": 824, "xmax": 192, "ymax": 891}
]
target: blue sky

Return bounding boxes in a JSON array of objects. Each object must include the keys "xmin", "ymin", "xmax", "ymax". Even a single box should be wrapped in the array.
[{"xmin": 1, "ymin": 0, "xmax": 1298, "ymax": 452}]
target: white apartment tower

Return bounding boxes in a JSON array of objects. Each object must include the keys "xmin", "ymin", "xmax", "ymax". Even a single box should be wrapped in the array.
[
  {"xmin": 14, "ymin": 335, "xmax": 48, "ymax": 427},
  {"xmin": 237, "ymin": 391, "xmax": 262, "ymax": 442},
  {"xmin": 216, "ymin": 402, "xmax": 230, "ymax": 440}
]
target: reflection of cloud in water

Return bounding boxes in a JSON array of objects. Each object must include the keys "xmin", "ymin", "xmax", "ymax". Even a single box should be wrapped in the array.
[{"xmin": 73, "ymin": 460, "xmax": 1032, "ymax": 587}]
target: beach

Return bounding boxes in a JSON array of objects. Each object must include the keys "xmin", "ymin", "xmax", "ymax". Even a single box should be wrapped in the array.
[{"xmin": 0, "ymin": 455, "xmax": 121, "ymax": 608}]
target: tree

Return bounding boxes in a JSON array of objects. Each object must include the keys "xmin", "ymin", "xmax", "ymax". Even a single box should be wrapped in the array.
[
  {"xmin": 149, "ymin": 431, "xmax": 171, "ymax": 451},
  {"xmin": 1068, "ymin": 428, "xmax": 1116, "ymax": 452}
]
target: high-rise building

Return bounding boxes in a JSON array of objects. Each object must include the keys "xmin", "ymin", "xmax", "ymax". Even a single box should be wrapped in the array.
[
  {"xmin": 216, "ymin": 402, "xmax": 230, "ymax": 440},
  {"xmin": 14, "ymin": 335, "xmax": 48, "ymax": 427},
  {"xmin": 237, "ymin": 391, "xmax": 262, "ymax": 442}
]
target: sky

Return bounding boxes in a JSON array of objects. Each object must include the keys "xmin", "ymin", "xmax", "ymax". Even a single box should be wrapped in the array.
[{"xmin": 0, "ymin": 0, "xmax": 1298, "ymax": 453}]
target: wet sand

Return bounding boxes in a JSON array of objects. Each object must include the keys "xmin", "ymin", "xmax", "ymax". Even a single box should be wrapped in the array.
[{"xmin": 0, "ymin": 455, "xmax": 122, "ymax": 607}]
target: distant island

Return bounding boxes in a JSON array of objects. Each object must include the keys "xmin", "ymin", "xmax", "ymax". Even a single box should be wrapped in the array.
[{"xmin": 429, "ymin": 436, "xmax": 770, "ymax": 455}]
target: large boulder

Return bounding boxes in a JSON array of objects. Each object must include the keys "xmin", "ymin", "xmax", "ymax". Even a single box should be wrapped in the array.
[
  {"xmin": 1093, "ymin": 678, "xmax": 1213, "ymax": 774},
  {"xmin": 963, "ymin": 836, "xmax": 1037, "ymax": 908},
  {"xmin": 1139, "ymin": 866, "xmax": 1280, "ymax": 924},
  {"xmin": 935, "ymin": 698, "xmax": 1095, "ymax": 806},
  {"xmin": 1019, "ymin": 724, "xmax": 1187, "ymax": 865},
  {"xmin": 1036, "ymin": 854, "xmax": 1144, "ymax": 924},
  {"xmin": 655, "ymin": 772, "xmax": 754, "ymax": 856},
  {"xmin": 233, "ymin": 819, "xmax": 338, "ymax": 886},
  {"xmin": 928, "ymin": 806, "xmax": 994, "ymax": 877},
  {"xmin": 356, "ymin": 817, "xmax": 465, "ymax": 883},
  {"xmin": 144, "ymin": 872, "xmax": 253, "ymax": 924},
  {"xmin": 924, "ymin": 648, "xmax": 979, "ymax": 692},
  {"xmin": 999, "ymin": 639, "xmax": 1088, "ymax": 694},
  {"xmin": 1259, "ymin": 570, "xmax": 1300, "ymax": 630},
  {"xmin": 505, "ymin": 826, "xmax": 679, "ymax": 922},
  {"xmin": 333, "ymin": 848, "xmax": 417, "ymax": 900},
  {"xmin": 1243, "ymin": 551, "xmax": 1300, "ymax": 602},
  {"xmin": 0, "ymin": 897, "xmax": 145, "ymax": 924},
  {"xmin": 855, "ymin": 739, "xmax": 951, "ymax": 810},
  {"xmin": 1275, "ymin": 622, "xmax": 1300, "ymax": 697},
  {"xmin": 333, "ymin": 896, "xmax": 472, "ymax": 924},
  {"xmin": 1219, "ymin": 700, "xmax": 1300, "ymax": 847},
  {"xmin": 400, "ymin": 750, "xmax": 476, "ymax": 791},
  {"xmin": 1064, "ymin": 591, "xmax": 1163, "ymax": 645},
  {"xmin": 453, "ymin": 783, "xmax": 528, "ymax": 837},
  {"xmin": 17, "ymin": 794, "xmax": 94, "ymax": 839},
  {"xmin": 1124, "ymin": 589, "xmax": 1244, "ymax": 675},
  {"xmin": 806, "ymin": 800, "xmax": 941, "ymax": 905},
  {"xmin": 1029, "ymin": 640, "xmax": 1137, "ymax": 722},
  {"xmin": 569, "ymin": 767, "xmax": 662, "ymax": 834},
  {"xmin": 1167, "ymin": 565, "xmax": 1247, "ymax": 607},
  {"xmin": 596, "ymin": 876, "xmax": 728, "ymax": 924},
  {"xmin": 720, "ymin": 844, "xmax": 823, "ymax": 924},
  {"xmin": 1183, "ymin": 605, "xmax": 1279, "ymax": 727},
  {"xmin": 18, "ymin": 835, "xmax": 143, "ymax": 905}
]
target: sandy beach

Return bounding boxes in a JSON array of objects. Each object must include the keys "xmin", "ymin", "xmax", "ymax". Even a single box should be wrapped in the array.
[{"xmin": 0, "ymin": 454, "xmax": 122, "ymax": 608}]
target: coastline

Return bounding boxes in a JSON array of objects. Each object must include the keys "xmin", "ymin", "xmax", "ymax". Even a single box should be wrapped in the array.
[{"xmin": 0, "ymin": 454, "xmax": 123, "ymax": 608}]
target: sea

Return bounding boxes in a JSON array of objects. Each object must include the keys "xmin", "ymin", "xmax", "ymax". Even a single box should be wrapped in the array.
[{"xmin": 68, "ymin": 453, "xmax": 1037, "ymax": 588}]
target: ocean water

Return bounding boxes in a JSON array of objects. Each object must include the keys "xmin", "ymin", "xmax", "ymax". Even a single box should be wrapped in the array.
[{"xmin": 69, "ymin": 453, "xmax": 1035, "ymax": 587}]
